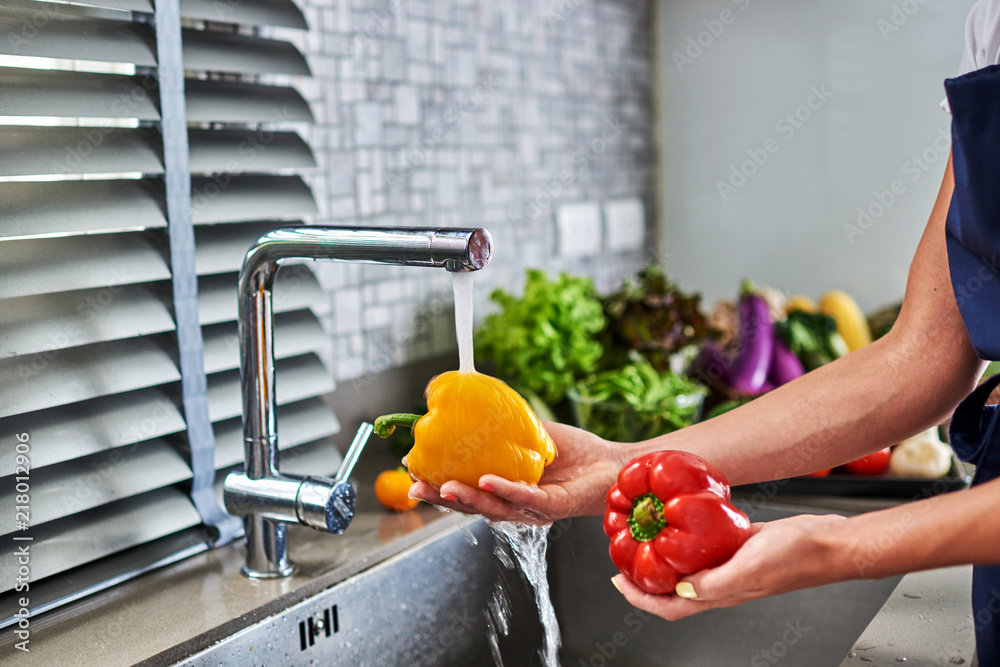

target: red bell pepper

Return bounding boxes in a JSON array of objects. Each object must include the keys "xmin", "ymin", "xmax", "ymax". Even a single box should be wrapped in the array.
[{"xmin": 604, "ymin": 450, "xmax": 751, "ymax": 595}]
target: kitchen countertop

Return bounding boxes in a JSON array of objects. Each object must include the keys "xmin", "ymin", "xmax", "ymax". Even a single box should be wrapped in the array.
[
  {"xmin": 0, "ymin": 449, "xmax": 470, "ymax": 667},
  {"xmin": 0, "ymin": 357, "xmax": 462, "ymax": 666},
  {"xmin": 840, "ymin": 566, "xmax": 976, "ymax": 666}
]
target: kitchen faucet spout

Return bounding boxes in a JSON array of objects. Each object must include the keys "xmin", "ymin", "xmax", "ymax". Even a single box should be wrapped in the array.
[{"xmin": 223, "ymin": 226, "xmax": 492, "ymax": 578}]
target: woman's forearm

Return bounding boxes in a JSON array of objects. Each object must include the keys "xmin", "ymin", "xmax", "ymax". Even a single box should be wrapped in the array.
[
  {"xmin": 637, "ymin": 330, "xmax": 981, "ymax": 486},
  {"xmin": 630, "ymin": 157, "xmax": 983, "ymax": 486},
  {"xmin": 829, "ymin": 477, "xmax": 1000, "ymax": 581}
]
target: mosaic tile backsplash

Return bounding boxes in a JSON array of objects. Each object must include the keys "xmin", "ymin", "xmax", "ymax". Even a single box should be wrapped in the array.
[{"xmin": 287, "ymin": 0, "xmax": 656, "ymax": 383}]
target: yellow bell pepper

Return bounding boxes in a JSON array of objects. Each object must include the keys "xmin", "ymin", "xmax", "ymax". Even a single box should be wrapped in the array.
[
  {"xmin": 785, "ymin": 294, "xmax": 818, "ymax": 315},
  {"xmin": 373, "ymin": 370, "xmax": 557, "ymax": 488}
]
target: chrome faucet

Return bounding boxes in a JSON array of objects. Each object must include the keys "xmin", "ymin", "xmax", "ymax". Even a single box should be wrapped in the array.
[{"xmin": 223, "ymin": 226, "xmax": 493, "ymax": 578}]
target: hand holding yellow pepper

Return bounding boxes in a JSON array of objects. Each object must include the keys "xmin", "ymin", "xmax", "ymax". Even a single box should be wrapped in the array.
[{"xmin": 374, "ymin": 370, "xmax": 557, "ymax": 488}]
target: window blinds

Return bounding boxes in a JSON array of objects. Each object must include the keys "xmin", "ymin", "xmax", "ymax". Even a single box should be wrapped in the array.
[
  {"xmin": 0, "ymin": 0, "xmax": 339, "ymax": 628},
  {"xmin": 178, "ymin": 6, "xmax": 342, "ymax": 506}
]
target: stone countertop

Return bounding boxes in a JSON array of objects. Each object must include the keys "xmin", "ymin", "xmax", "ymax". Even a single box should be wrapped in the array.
[
  {"xmin": 839, "ymin": 566, "xmax": 976, "ymax": 667},
  {"xmin": 0, "ymin": 356, "xmax": 459, "ymax": 667}
]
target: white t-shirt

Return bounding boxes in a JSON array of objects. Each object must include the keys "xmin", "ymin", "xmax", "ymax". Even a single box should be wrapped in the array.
[
  {"xmin": 944, "ymin": 0, "xmax": 1000, "ymax": 110},
  {"xmin": 959, "ymin": 0, "xmax": 1000, "ymax": 75}
]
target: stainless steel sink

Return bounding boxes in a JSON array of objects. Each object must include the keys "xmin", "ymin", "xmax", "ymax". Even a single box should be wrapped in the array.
[
  {"xmin": 177, "ymin": 518, "xmax": 543, "ymax": 666},
  {"xmin": 180, "ymin": 505, "xmax": 900, "ymax": 666}
]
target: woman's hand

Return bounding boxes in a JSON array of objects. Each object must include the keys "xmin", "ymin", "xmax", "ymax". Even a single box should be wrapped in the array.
[
  {"xmin": 612, "ymin": 513, "xmax": 849, "ymax": 620},
  {"xmin": 406, "ymin": 421, "xmax": 628, "ymax": 525}
]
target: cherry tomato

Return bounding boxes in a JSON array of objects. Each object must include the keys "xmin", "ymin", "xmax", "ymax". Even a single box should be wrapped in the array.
[
  {"xmin": 843, "ymin": 448, "xmax": 892, "ymax": 476},
  {"xmin": 375, "ymin": 468, "xmax": 420, "ymax": 511},
  {"xmin": 803, "ymin": 468, "xmax": 832, "ymax": 478}
]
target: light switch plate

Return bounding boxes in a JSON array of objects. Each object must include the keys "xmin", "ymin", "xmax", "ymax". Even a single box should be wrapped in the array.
[
  {"xmin": 556, "ymin": 202, "xmax": 602, "ymax": 257},
  {"xmin": 604, "ymin": 198, "xmax": 645, "ymax": 251}
]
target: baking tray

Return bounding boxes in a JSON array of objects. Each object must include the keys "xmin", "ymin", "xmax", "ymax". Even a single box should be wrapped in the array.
[{"xmin": 732, "ymin": 454, "xmax": 973, "ymax": 500}]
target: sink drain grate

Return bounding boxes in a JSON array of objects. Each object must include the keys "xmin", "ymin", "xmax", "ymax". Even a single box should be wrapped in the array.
[{"xmin": 299, "ymin": 605, "xmax": 339, "ymax": 651}]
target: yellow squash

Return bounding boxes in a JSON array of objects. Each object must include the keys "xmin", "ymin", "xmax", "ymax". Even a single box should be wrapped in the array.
[
  {"xmin": 374, "ymin": 370, "xmax": 557, "ymax": 488},
  {"xmin": 819, "ymin": 290, "xmax": 872, "ymax": 351}
]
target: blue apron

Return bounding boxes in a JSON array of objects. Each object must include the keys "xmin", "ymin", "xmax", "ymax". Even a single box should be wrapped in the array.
[{"xmin": 945, "ymin": 63, "xmax": 1000, "ymax": 664}]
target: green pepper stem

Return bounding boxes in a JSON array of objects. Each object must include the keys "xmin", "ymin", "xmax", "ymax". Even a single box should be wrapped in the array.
[
  {"xmin": 373, "ymin": 413, "xmax": 423, "ymax": 439},
  {"xmin": 627, "ymin": 493, "xmax": 666, "ymax": 542}
]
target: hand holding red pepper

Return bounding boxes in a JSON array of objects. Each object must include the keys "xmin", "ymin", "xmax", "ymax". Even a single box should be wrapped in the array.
[{"xmin": 604, "ymin": 450, "xmax": 751, "ymax": 595}]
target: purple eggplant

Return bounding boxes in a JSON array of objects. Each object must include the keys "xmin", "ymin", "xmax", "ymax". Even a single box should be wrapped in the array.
[
  {"xmin": 691, "ymin": 283, "xmax": 776, "ymax": 394},
  {"xmin": 726, "ymin": 282, "xmax": 775, "ymax": 393},
  {"xmin": 768, "ymin": 333, "xmax": 805, "ymax": 386},
  {"xmin": 692, "ymin": 341, "xmax": 734, "ymax": 385}
]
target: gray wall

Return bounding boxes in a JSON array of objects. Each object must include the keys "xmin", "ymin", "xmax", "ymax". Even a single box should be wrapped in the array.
[
  {"xmin": 282, "ymin": 0, "xmax": 657, "ymax": 385},
  {"xmin": 657, "ymin": 0, "xmax": 975, "ymax": 311}
]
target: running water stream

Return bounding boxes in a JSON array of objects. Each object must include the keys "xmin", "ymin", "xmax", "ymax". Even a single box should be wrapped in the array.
[
  {"xmin": 452, "ymin": 270, "xmax": 475, "ymax": 373},
  {"xmin": 451, "ymin": 272, "xmax": 563, "ymax": 666},
  {"xmin": 491, "ymin": 522, "xmax": 562, "ymax": 666}
]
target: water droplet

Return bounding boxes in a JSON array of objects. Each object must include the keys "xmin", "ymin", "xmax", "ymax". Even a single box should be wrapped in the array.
[
  {"xmin": 459, "ymin": 524, "xmax": 479, "ymax": 547},
  {"xmin": 855, "ymin": 640, "xmax": 877, "ymax": 650},
  {"xmin": 903, "ymin": 592, "xmax": 923, "ymax": 599},
  {"xmin": 949, "ymin": 658, "xmax": 966, "ymax": 664},
  {"xmin": 485, "ymin": 578, "xmax": 512, "ymax": 665},
  {"xmin": 896, "ymin": 658, "xmax": 907, "ymax": 662}
]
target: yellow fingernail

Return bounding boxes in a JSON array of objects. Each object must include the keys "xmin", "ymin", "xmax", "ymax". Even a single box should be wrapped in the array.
[
  {"xmin": 675, "ymin": 581, "xmax": 698, "ymax": 599},
  {"xmin": 611, "ymin": 577, "xmax": 622, "ymax": 594}
]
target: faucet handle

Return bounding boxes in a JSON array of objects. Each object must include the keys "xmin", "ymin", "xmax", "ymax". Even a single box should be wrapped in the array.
[
  {"xmin": 334, "ymin": 422, "xmax": 373, "ymax": 484},
  {"xmin": 295, "ymin": 422, "xmax": 373, "ymax": 533}
]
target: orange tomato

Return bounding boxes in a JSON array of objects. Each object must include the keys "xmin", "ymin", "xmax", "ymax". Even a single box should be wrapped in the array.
[
  {"xmin": 375, "ymin": 468, "xmax": 419, "ymax": 512},
  {"xmin": 804, "ymin": 468, "xmax": 832, "ymax": 478}
]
